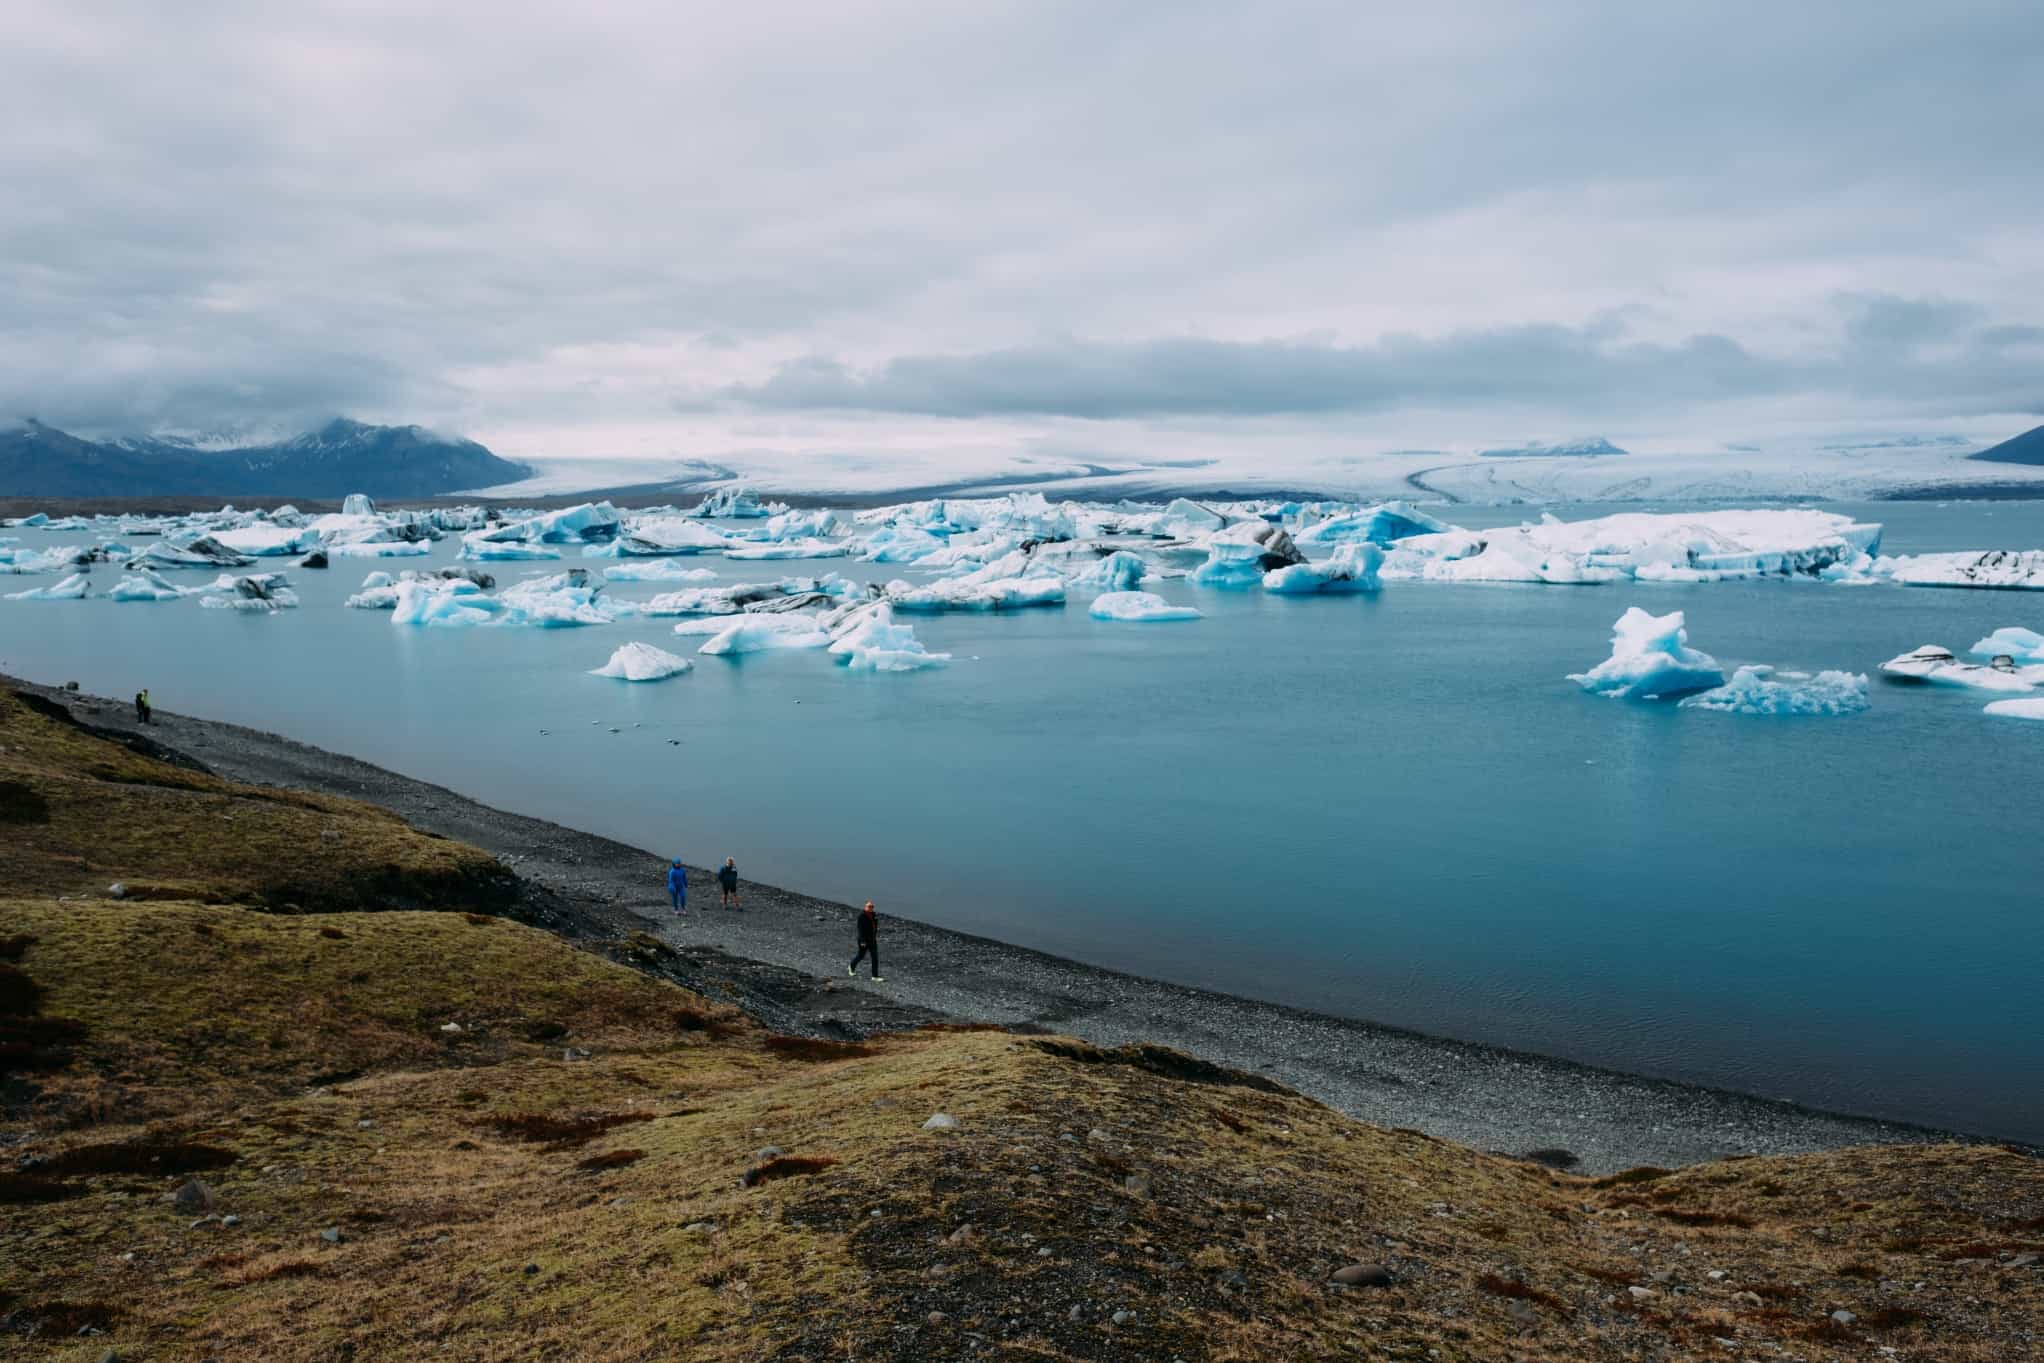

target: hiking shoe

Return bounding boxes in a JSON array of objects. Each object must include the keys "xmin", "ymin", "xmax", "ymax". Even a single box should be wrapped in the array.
[
  {"xmin": 870, "ymin": 976, "xmax": 885, "ymax": 983},
  {"xmin": 847, "ymin": 965, "xmax": 855, "ymax": 976}
]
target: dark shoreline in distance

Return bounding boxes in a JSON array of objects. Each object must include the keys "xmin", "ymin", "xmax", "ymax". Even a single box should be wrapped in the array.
[{"xmin": 8, "ymin": 670, "xmax": 2022, "ymax": 1176}]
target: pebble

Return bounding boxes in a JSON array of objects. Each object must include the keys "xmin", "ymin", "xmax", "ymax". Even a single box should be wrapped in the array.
[
  {"xmin": 1732, "ymin": 1290, "xmax": 1763, "ymax": 1307},
  {"xmin": 170, "ymin": 1179, "xmax": 214, "ymax": 1215},
  {"xmin": 320, "ymin": 1227, "xmax": 343, "ymax": 1244},
  {"xmin": 683, "ymin": 1222, "xmax": 716, "ymax": 1234},
  {"xmin": 358, "ymin": 1118, "xmax": 376, "ymax": 1128},
  {"xmin": 1329, "ymin": 1263, "xmax": 1394, "ymax": 1288},
  {"xmin": 927, "ymin": 1311, "xmax": 947, "ymax": 1325},
  {"xmin": 524, "ymin": 1263, "xmax": 540, "ymax": 1275},
  {"xmin": 1830, "ymin": 1308, "xmax": 1857, "ymax": 1326},
  {"xmin": 1068, "ymin": 1305, "xmax": 1082, "ymax": 1321},
  {"xmin": 440, "ymin": 1023, "xmax": 462, "ymax": 1034},
  {"xmin": 922, "ymin": 1113, "xmax": 960, "ymax": 1131},
  {"xmin": 1111, "ymin": 1310, "xmax": 1137, "ymax": 1326},
  {"xmin": 755, "ymin": 1146, "xmax": 784, "ymax": 1161},
  {"xmin": 1628, "ymin": 1286, "xmax": 1657, "ymax": 1301},
  {"xmin": 1706, "ymin": 1269, "xmax": 1728, "ymax": 1281}
]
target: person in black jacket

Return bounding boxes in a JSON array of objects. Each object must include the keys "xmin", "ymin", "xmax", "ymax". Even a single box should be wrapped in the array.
[
  {"xmin": 717, "ymin": 857, "xmax": 740, "ymax": 909},
  {"xmin": 849, "ymin": 900, "xmax": 882, "ymax": 981}
]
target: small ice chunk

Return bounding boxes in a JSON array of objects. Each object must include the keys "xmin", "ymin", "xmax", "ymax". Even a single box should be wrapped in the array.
[
  {"xmin": 1072, "ymin": 550, "xmax": 1149, "ymax": 592},
  {"xmin": 1570, "ymin": 607, "xmax": 1725, "ymax": 699},
  {"xmin": 1263, "ymin": 542, "xmax": 1384, "ymax": 594},
  {"xmin": 1089, "ymin": 590, "xmax": 1201, "ymax": 622},
  {"xmin": 601, "ymin": 561, "xmax": 719, "ymax": 583},
  {"xmin": 591, "ymin": 641, "xmax": 694, "ymax": 681},
  {"xmin": 1984, "ymin": 697, "xmax": 2044, "ymax": 721},
  {"xmin": 5, "ymin": 571, "xmax": 95, "ymax": 600},
  {"xmin": 1678, "ymin": 666, "xmax": 1870, "ymax": 716},
  {"xmin": 108, "ymin": 570, "xmax": 191, "ymax": 602},
  {"xmin": 826, "ymin": 602, "xmax": 950, "ymax": 671},
  {"xmin": 1969, "ymin": 626, "xmax": 2044, "ymax": 662}
]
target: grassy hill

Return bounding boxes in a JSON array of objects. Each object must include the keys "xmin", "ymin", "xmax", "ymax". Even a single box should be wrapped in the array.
[{"xmin": 3, "ymin": 686, "xmax": 2040, "ymax": 1360}]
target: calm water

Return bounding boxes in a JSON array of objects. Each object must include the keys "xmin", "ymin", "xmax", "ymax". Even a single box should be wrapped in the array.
[{"xmin": 6, "ymin": 500, "xmax": 2044, "ymax": 1141}]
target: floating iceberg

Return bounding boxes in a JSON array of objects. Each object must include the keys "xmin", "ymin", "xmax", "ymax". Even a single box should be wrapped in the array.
[
  {"xmin": 1570, "ymin": 607, "xmax": 1725, "ymax": 699},
  {"xmin": 475, "ymin": 501, "xmax": 622, "ymax": 546},
  {"xmin": 341, "ymin": 493, "xmax": 376, "ymax": 517},
  {"xmin": 5, "ymin": 572, "xmax": 95, "ymax": 600},
  {"xmin": 601, "ymin": 561, "xmax": 719, "ymax": 583},
  {"xmin": 1263, "ymin": 542, "xmax": 1384, "ymax": 594},
  {"xmin": 1971, "ymin": 627, "xmax": 2044, "ymax": 662},
  {"xmin": 494, "ymin": 571, "xmax": 630, "ymax": 628},
  {"xmin": 1294, "ymin": 501, "xmax": 1450, "ymax": 546},
  {"xmin": 690, "ymin": 486, "xmax": 776, "ymax": 519},
  {"xmin": 696, "ymin": 614, "xmax": 831, "ymax": 656},
  {"xmin": 196, "ymin": 573, "xmax": 299, "ymax": 612},
  {"xmin": 130, "ymin": 535, "xmax": 254, "ymax": 570},
  {"xmin": 600, "ymin": 516, "xmax": 731, "ymax": 557},
  {"xmin": 1678, "ymin": 666, "xmax": 1870, "ymax": 717},
  {"xmin": 860, "ymin": 525, "xmax": 948, "ymax": 563},
  {"xmin": 327, "ymin": 538, "xmax": 432, "ymax": 559},
  {"xmin": 212, "ymin": 524, "xmax": 313, "ymax": 557},
  {"xmin": 889, "ymin": 574, "xmax": 1065, "ymax": 612},
  {"xmin": 591, "ymin": 641, "xmax": 694, "ymax": 681},
  {"xmin": 1072, "ymin": 550, "xmax": 1149, "ymax": 592},
  {"xmin": 826, "ymin": 603, "xmax": 950, "ymax": 672},
  {"xmin": 1886, "ymin": 550, "xmax": 2044, "ymax": 590},
  {"xmin": 724, "ymin": 537, "xmax": 849, "ymax": 560},
  {"xmin": 109, "ymin": 570, "xmax": 193, "ymax": 602},
  {"xmin": 392, "ymin": 579, "xmax": 500, "ymax": 627},
  {"xmin": 1984, "ymin": 698, "xmax": 2044, "ymax": 722},
  {"xmin": 1089, "ymin": 590, "xmax": 1202, "ymax": 622},
  {"xmin": 1382, "ymin": 509, "xmax": 1878, "ymax": 586},
  {"xmin": 1877, "ymin": 645, "xmax": 2044, "ymax": 692},
  {"xmin": 461, "ymin": 540, "xmax": 562, "ymax": 561},
  {"xmin": 1189, "ymin": 522, "xmax": 1306, "ymax": 588}
]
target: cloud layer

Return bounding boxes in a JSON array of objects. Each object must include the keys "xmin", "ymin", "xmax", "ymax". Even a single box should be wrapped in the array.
[{"xmin": 1, "ymin": 1, "xmax": 2039, "ymax": 457}]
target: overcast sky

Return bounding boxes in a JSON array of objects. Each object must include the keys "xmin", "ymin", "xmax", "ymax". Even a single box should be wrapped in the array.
[{"xmin": 3, "ymin": 1, "xmax": 2040, "ymax": 465}]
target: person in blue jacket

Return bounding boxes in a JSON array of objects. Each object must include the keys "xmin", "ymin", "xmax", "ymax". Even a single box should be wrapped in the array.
[{"xmin": 667, "ymin": 859, "xmax": 687, "ymax": 915}]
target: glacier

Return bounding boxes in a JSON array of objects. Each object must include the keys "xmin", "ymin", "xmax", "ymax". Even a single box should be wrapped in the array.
[{"xmin": 1570, "ymin": 608, "xmax": 1725, "ymax": 699}]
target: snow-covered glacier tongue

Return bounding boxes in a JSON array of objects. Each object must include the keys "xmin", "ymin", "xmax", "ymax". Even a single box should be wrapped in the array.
[{"xmin": 1569, "ymin": 607, "xmax": 1726, "ymax": 699}]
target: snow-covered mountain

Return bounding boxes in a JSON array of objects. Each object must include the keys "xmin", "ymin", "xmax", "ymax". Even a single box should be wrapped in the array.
[{"xmin": 0, "ymin": 418, "xmax": 530, "ymax": 499}]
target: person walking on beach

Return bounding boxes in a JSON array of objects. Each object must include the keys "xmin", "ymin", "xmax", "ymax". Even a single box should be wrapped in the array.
[
  {"xmin": 134, "ymin": 689, "xmax": 151, "ymax": 724},
  {"xmin": 717, "ymin": 857, "xmax": 740, "ymax": 910},
  {"xmin": 849, "ymin": 900, "xmax": 882, "ymax": 981},
  {"xmin": 667, "ymin": 859, "xmax": 687, "ymax": 916}
]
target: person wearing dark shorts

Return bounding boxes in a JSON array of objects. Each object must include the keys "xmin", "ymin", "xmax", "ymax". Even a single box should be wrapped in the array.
[
  {"xmin": 718, "ymin": 857, "xmax": 740, "ymax": 909},
  {"xmin": 849, "ymin": 900, "xmax": 882, "ymax": 981}
]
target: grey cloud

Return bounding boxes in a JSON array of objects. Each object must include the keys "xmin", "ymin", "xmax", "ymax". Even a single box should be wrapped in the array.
[
  {"xmin": 0, "ymin": 2, "xmax": 2040, "ymax": 442},
  {"xmin": 717, "ymin": 325, "xmax": 1785, "ymax": 419}
]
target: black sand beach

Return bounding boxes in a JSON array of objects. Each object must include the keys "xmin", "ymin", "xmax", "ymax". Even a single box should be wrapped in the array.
[{"xmin": 10, "ymin": 674, "xmax": 1969, "ymax": 1174}]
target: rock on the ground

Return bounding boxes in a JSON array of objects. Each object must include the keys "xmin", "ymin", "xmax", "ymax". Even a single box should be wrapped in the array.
[
  {"xmin": 1330, "ymin": 1263, "xmax": 1393, "ymax": 1287},
  {"xmin": 170, "ymin": 1179, "xmax": 214, "ymax": 1214},
  {"xmin": 922, "ymin": 1112, "xmax": 960, "ymax": 1131}
]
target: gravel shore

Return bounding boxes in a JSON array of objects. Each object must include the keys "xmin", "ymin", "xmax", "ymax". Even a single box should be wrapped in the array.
[{"xmin": 14, "ymin": 675, "xmax": 1968, "ymax": 1174}]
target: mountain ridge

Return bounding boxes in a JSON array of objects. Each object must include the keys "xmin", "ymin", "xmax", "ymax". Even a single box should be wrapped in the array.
[
  {"xmin": 1968, "ymin": 422, "xmax": 2044, "ymax": 466},
  {"xmin": 0, "ymin": 417, "xmax": 530, "ymax": 498}
]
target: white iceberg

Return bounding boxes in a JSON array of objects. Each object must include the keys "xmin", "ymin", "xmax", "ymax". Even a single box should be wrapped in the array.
[
  {"xmin": 1189, "ymin": 522, "xmax": 1305, "ymax": 588},
  {"xmin": 5, "ymin": 572, "xmax": 95, "ymax": 600},
  {"xmin": 1263, "ymin": 542, "xmax": 1384, "ymax": 594},
  {"xmin": 598, "ymin": 516, "xmax": 731, "ymax": 557},
  {"xmin": 723, "ymin": 537, "xmax": 849, "ymax": 560},
  {"xmin": 601, "ymin": 561, "xmax": 719, "ymax": 583},
  {"xmin": 1570, "ymin": 607, "xmax": 1726, "ymax": 699},
  {"xmin": 826, "ymin": 603, "xmax": 950, "ymax": 672},
  {"xmin": 1971, "ymin": 626, "xmax": 2044, "ymax": 662},
  {"xmin": 591, "ymin": 641, "xmax": 694, "ymax": 681},
  {"xmin": 392, "ymin": 579, "xmax": 500, "ymax": 627},
  {"xmin": 690, "ymin": 486, "xmax": 775, "ymax": 519},
  {"xmin": 212, "ymin": 524, "xmax": 313, "ymax": 557},
  {"xmin": 1984, "ymin": 697, "xmax": 2044, "ymax": 722},
  {"xmin": 1089, "ymin": 590, "xmax": 1202, "ymax": 622},
  {"xmin": 1294, "ymin": 501, "xmax": 1450, "ymax": 546},
  {"xmin": 889, "ymin": 574, "xmax": 1065, "ymax": 612},
  {"xmin": 108, "ymin": 570, "xmax": 193, "ymax": 602},
  {"xmin": 1678, "ymin": 666, "xmax": 1870, "ymax": 717},
  {"xmin": 196, "ymin": 573, "xmax": 299, "ymax": 612},
  {"xmin": 327, "ymin": 538, "xmax": 432, "ymax": 559},
  {"xmin": 468, "ymin": 501, "xmax": 622, "ymax": 547},
  {"xmin": 341, "ymin": 493, "xmax": 377, "ymax": 517},
  {"xmin": 130, "ymin": 535, "xmax": 255, "ymax": 570},
  {"xmin": 461, "ymin": 540, "xmax": 562, "ymax": 561},
  {"xmin": 1886, "ymin": 550, "xmax": 2044, "ymax": 590},
  {"xmin": 1878, "ymin": 645, "xmax": 2044, "ymax": 692},
  {"xmin": 696, "ymin": 614, "xmax": 831, "ymax": 656},
  {"xmin": 1072, "ymin": 550, "xmax": 1149, "ymax": 592},
  {"xmin": 494, "ymin": 572, "xmax": 629, "ymax": 628}
]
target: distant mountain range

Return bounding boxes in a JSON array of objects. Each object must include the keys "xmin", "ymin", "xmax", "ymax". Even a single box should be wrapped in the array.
[
  {"xmin": 0, "ymin": 418, "xmax": 532, "ymax": 499},
  {"xmin": 1969, "ymin": 422, "xmax": 2044, "ymax": 466},
  {"xmin": 1478, "ymin": 436, "xmax": 1628, "ymax": 459}
]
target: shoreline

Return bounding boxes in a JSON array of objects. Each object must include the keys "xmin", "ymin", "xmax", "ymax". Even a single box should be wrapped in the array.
[{"xmin": 9, "ymin": 672, "xmax": 1988, "ymax": 1174}]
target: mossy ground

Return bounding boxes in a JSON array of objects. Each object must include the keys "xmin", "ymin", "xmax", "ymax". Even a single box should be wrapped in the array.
[{"xmin": 2, "ymin": 689, "xmax": 2040, "ymax": 1360}]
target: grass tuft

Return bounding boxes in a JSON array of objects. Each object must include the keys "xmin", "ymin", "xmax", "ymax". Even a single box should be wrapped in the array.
[{"xmin": 483, "ymin": 1111, "xmax": 654, "ymax": 1150}]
